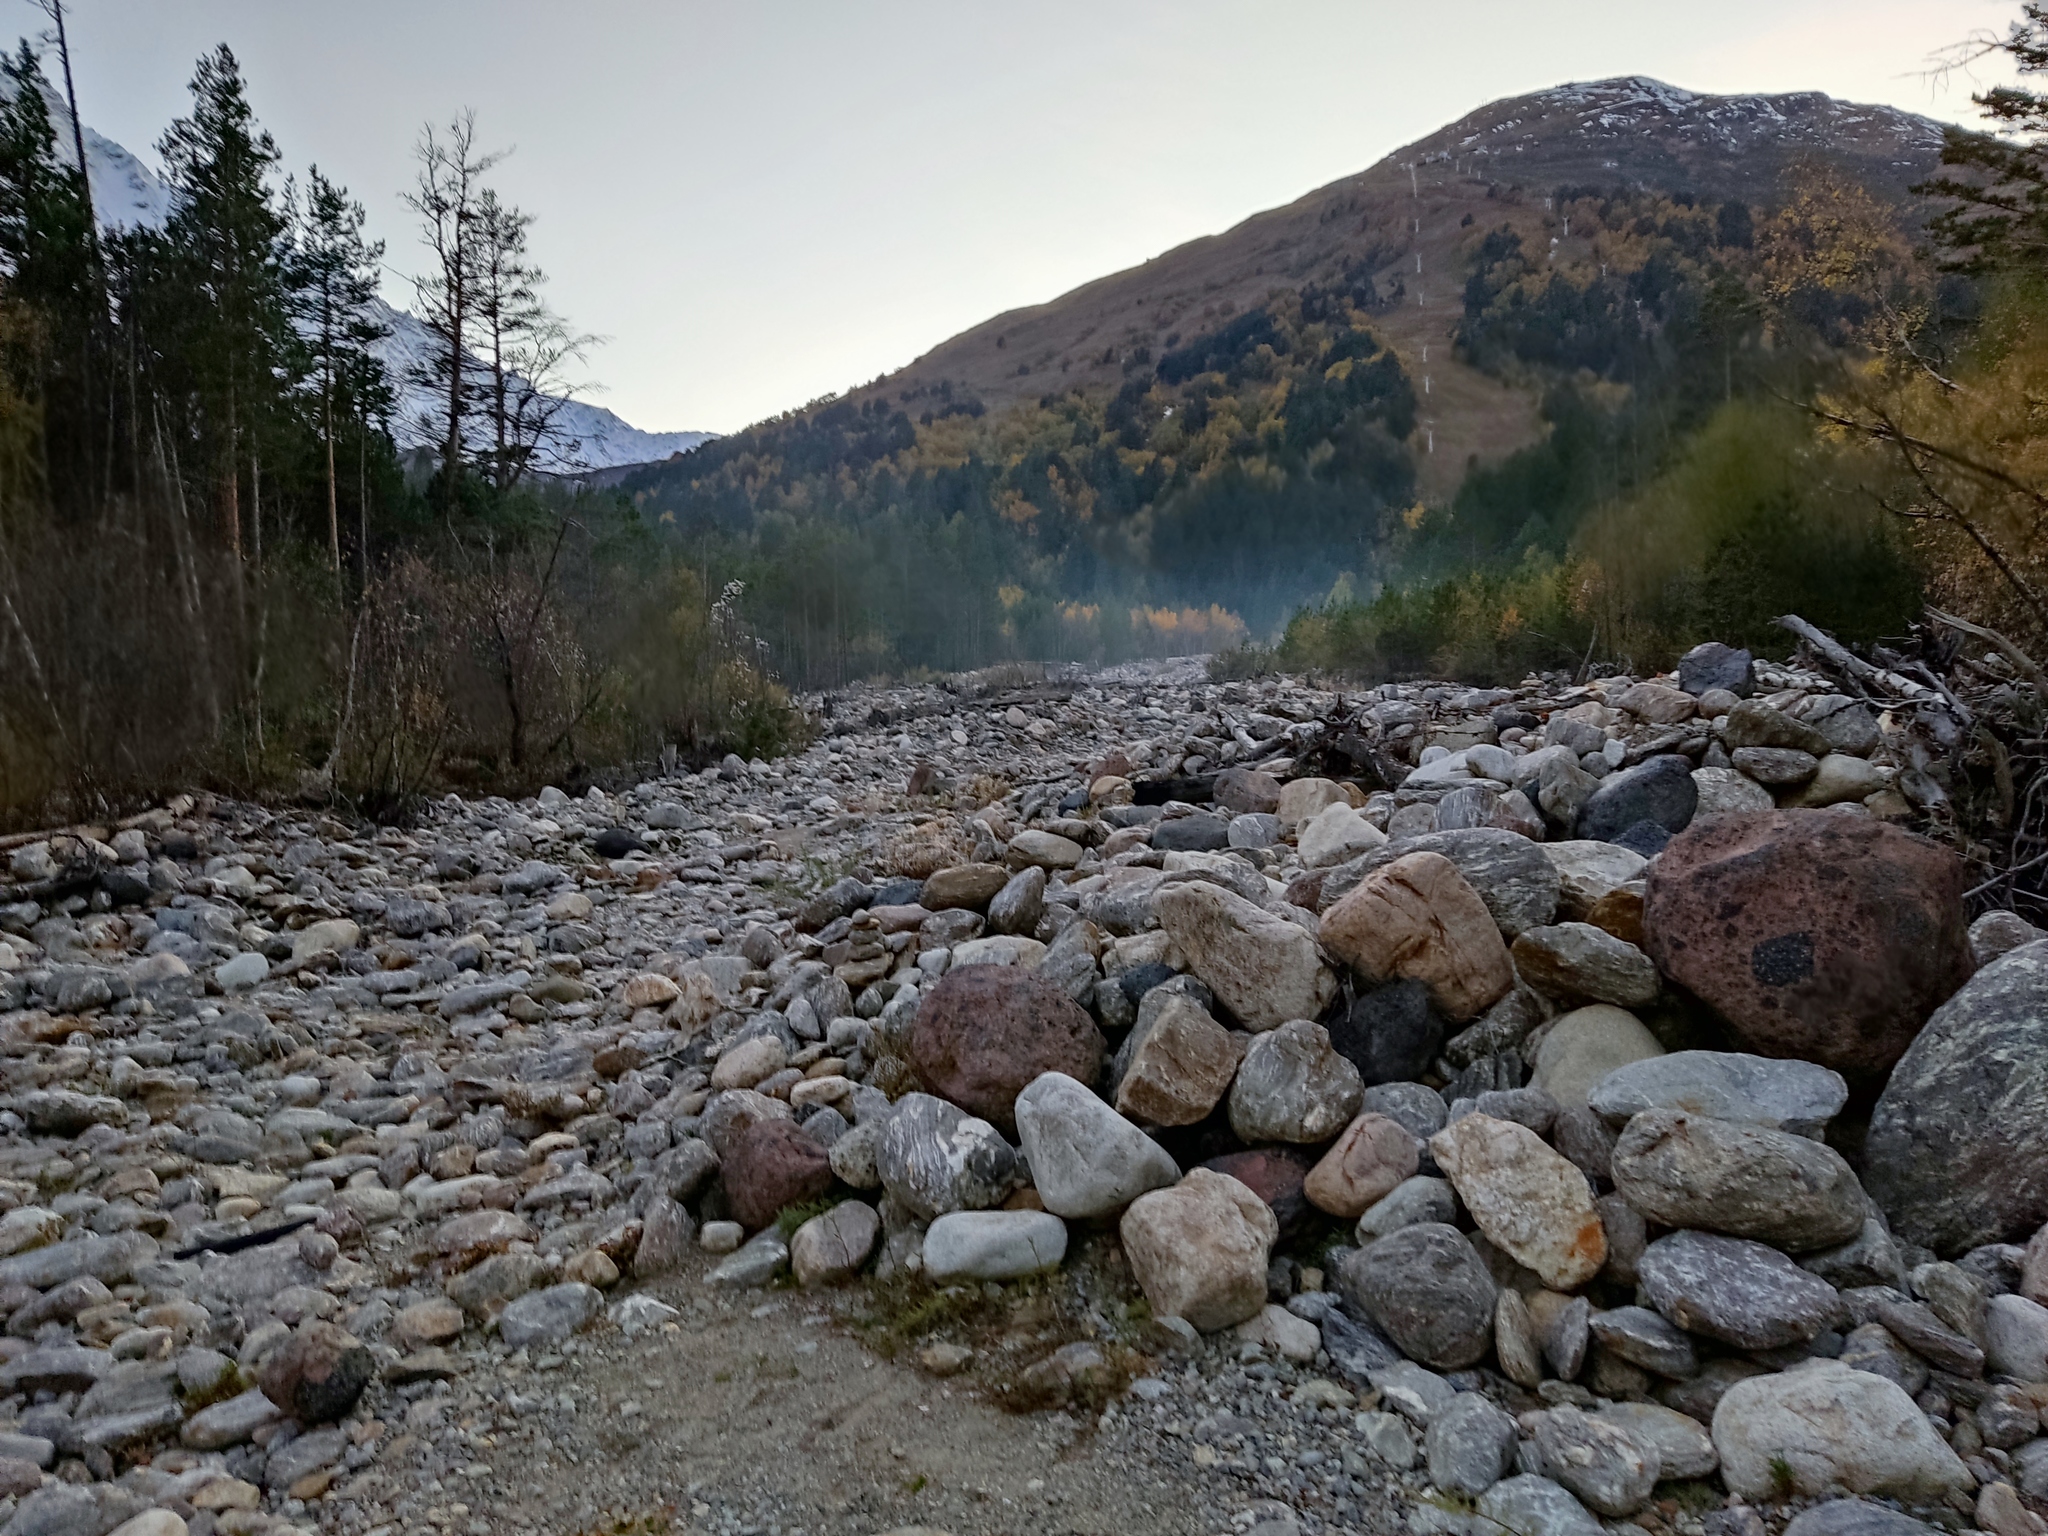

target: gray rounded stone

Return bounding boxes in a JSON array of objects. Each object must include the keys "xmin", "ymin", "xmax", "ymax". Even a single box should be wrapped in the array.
[
  {"xmin": 1610, "ymin": 1109, "xmax": 1868, "ymax": 1252},
  {"xmin": 1477, "ymin": 1475, "xmax": 1605, "ymax": 1536},
  {"xmin": 1336, "ymin": 1222, "xmax": 1496, "ymax": 1369},
  {"xmin": 1866, "ymin": 939, "xmax": 2048, "ymax": 1253},
  {"xmin": 1425, "ymin": 1391, "xmax": 1519, "ymax": 1496},
  {"xmin": 1531, "ymin": 1405, "xmax": 1659, "ymax": 1516},
  {"xmin": 1639, "ymin": 1230, "xmax": 1843, "ymax": 1350},
  {"xmin": 876, "ymin": 1092, "xmax": 1018, "ymax": 1220},
  {"xmin": 1325, "ymin": 828, "xmax": 1561, "ymax": 938},
  {"xmin": 1589, "ymin": 1050, "xmax": 1849, "ymax": 1137},
  {"xmin": 497, "ymin": 1282, "xmax": 603, "ymax": 1350}
]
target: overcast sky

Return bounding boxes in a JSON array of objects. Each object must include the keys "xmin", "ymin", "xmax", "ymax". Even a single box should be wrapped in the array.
[{"xmin": 49, "ymin": 0, "xmax": 2022, "ymax": 434}]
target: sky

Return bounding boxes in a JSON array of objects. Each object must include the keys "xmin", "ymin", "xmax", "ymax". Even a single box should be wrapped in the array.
[{"xmin": 46, "ymin": 0, "xmax": 2024, "ymax": 435}]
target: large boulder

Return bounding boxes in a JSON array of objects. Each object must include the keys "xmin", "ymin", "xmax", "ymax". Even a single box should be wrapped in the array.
[
  {"xmin": 875, "ymin": 1093, "xmax": 1018, "ymax": 1220},
  {"xmin": 1336, "ymin": 1222, "xmax": 1497, "ymax": 1369},
  {"xmin": 1321, "ymin": 852, "xmax": 1513, "ymax": 1023},
  {"xmin": 1432, "ymin": 1113, "xmax": 1607, "ymax": 1290},
  {"xmin": 1014, "ymin": 1072, "xmax": 1179, "ymax": 1219},
  {"xmin": 1864, "ymin": 939, "xmax": 2048, "ymax": 1254},
  {"xmin": 1120, "ymin": 1169, "xmax": 1277, "ymax": 1332},
  {"xmin": 1154, "ymin": 882, "xmax": 1337, "ymax": 1030},
  {"xmin": 1643, "ymin": 812, "xmax": 1972, "ymax": 1082},
  {"xmin": 1228, "ymin": 1020, "xmax": 1363, "ymax": 1144},
  {"xmin": 1638, "ymin": 1230, "xmax": 1843, "ymax": 1350},
  {"xmin": 1577, "ymin": 755, "xmax": 1698, "ymax": 844},
  {"xmin": 722, "ymin": 1118, "xmax": 836, "ymax": 1231},
  {"xmin": 1588, "ymin": 1051, "xmax": 1848, "ymax": 1136},
  {"xmin": 1111, "ymin": 992, "xmax": 1244, "ymax": 1126},
  {"xmin": 908, "ymin": 964, "xmax": 1105, "ymax": 1135},
  {"xmin": 1610, "ymin": 1110, "xmax": 1866, "ymax": 1252},
  {"xmin": 1711, "ymin": 1360, "xmax": 1971, "ymax": 1504},
  {"xmin": 1324, "ymin": 828, "xmax": 1561, "ymax": 938},
  {"xmin": 922, "ymin": 1210, "xmax": 1068, "ymax": 1280},
  {"xmin": 254, "ymin": 1322, "xmax": 372, "ymax": 1424}
]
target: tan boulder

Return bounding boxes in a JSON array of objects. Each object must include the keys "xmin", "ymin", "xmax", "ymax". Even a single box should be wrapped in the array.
[
  {"xmin": 1319, "ymin": 852, "xmax": 1513, "ymax": 1023},
  {"xmin": 1154, "ymin": 881, "xmax": 1337, "ymax": 1030},
  {"xmin": 1278, "ymin": 777, "xmax": 1349, "ymax": 834},
  {"xmin": 1113, "ymin": 993, "xmax": 1246, "ymax": 1126},
  {"xmin": 1304, "ymin": 1113, "xmax": 1420, "ymax": 1218},
  {"xmin": 1120, "ymin": 1169, "xmax": 1278, "ymax": 1332},
  {"xmin": 1432, "ymin": 1113, "xmax": 1607, "ymax": 1290}
]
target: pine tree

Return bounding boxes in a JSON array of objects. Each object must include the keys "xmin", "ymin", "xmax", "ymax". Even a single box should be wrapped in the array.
[
  {"xmin": 1922, "ymin": 4, "xmax": 2048, "ymax": 271},
  {"xmin": 288, "ymin": 167, "xmax": 388, "ymax": 571},
  {"xmin": 469, "ymin": 187, "xmax": 591, "ymax": 489},
  {"xmin": 0, "ymin": 42, "xmax": 104, "ymax": 517},
  {"xmin": 156, "ymin": 44, "xmax": 291, "ymax": 558}
]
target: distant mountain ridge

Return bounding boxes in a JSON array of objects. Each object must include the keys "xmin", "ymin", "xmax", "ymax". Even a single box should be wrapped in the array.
[
  {"xmin": 846, "ymin": 75, "xmax": 1951, "ymax": 493},
  {"xmin": 39, "ymin": 86, "xmax": 711, "ymax": 474}
]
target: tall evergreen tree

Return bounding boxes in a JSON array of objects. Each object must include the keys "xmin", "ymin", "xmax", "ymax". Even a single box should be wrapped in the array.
[
  {"xmin": 288, "ymin": 167, "xmax": 388, "ymax": 571},
  {"xmin": 156, "ymin": 44, "xmax": 290, "ymax": 558},
  {"xmin": 1923, "ymin": 4, "xmax": 2048, "ymax": 271},
  {"xmin": 0, "ymin": 43, "xmax": 103, "ymax": 517}
]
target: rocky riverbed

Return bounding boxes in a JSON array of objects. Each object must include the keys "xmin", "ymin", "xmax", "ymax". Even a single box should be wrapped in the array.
[{"xmin": 1, "ymin": 645, "xmax": 2047, "ymax": 1536}]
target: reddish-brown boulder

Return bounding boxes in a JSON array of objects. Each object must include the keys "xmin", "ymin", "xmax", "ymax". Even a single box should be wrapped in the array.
[
  {"xmin": 723, "ymin": 1118, "xmax": 835, "ymax": 1231},
  {"xmin": 1643, "ymin": 810, "xmax": 1972, "ymax": 1081},
  {"xmin": 1200, "ymin": 1147, "xmax": 1316, "ymax": 1235},
  {"xmin": 257, "ymin": 1321, "xmax": 374, "ymax": 1423},
  {"xmin": 908, "ymin": 965, "xmax": 1105, "ymax": 1135}
]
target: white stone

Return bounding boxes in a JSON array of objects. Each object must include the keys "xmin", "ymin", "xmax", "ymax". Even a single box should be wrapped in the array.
[
  {"xmin": 1298, "ymin": 802, "xmax": 1387, "ymax": 870},
  {"xmin": 921, "ymin": 1210, "xmax": 1067, "ymax": 1280},
  {"xmin": 1014, "ymin": 1072, "xmax": 1179, "ymax": 1219},
  {"xmin": 1711, "ymin": 1359, "xmax": 1971, "ymax": 1503},
  {"xmin": 1234, "ymin": 1303, "xmax": 1321, "ymax": 1362}
]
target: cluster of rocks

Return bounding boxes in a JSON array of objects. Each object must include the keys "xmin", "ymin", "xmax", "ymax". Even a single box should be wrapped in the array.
[{"xmin": 0, "ymin": 643, "xmax": 2044, "ymax": 1536}]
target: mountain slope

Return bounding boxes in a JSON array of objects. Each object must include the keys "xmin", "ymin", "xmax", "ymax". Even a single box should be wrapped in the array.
[
  {"xmin": 40, "ymin": 88, "xmax": 710, "ymax": 474},
  {"xmin": 852, "ymin": 76, "xmax": 1948, "ymax": 497}
]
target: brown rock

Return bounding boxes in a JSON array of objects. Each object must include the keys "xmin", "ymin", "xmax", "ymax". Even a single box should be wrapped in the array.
[
  {"xmin": 722, "ymin": 1118, "xmax": 835, "ymax": 1231},
  {"xmin": 1121, "ymin": 1169, "xmax": 1279, "ymax": 1332},
  {"xmin": 1113, "ymin": 993, "xmax": 1245, "ymax": 1126},
  {"xmin": 1200, "ymin": 1148, "xmax": 1316, "ymax": 1235},
  {"xmin": 1320, "ymin": 851, "xmax": 1514, "ymax": 1023},
  {"xmin": 1303, "ymin": 1113, "xmax": 1420, "ymax": 1218},
  {"xmin": 1643, "ymin": 811, "xmax": 1972, "ymax": 1081},
  {"xmin": 1214, "ymin": 767, "xmax": 1282, "ymax": 816},
  {"xmin": 1584, "ymin": 883, "xmax": 1646, "ymax": 948},
  {"xmin": 1154, "ymin": 880, "xmax": 1338, "ymax": 1029},
  {"xmin": 256, "ymin": 1321, "xmax": 374, "ymax": 1424},
  {"xmin": 1431, "ymin": 1113, "xmax": 1608, "ymax": 1291},
  {"xmin": 394, "ymin": 1298, "xmax": 463, "ymax": 1348},
  {"xmin": 908, "ymin": 965, "xmax": 1106, "ymax": 1135},
  {"xmin": 920, "ymin": 863, "xmax": 1011, "ymax": 912}
]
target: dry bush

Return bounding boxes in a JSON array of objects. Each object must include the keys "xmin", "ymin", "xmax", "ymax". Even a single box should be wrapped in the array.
[{"xmin": 881, "ymin": 817, "xmax": 977, "ymax": 879}]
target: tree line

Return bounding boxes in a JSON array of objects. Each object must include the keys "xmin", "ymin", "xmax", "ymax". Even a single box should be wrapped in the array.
[{"xmin": 0, "ymin": 30, "xmax": 792, "ymax": 827}]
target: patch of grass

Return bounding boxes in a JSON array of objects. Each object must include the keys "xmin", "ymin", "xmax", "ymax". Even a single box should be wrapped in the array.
[
  {"xmin": 902, "ymin": 1474, "xmax": 928, "ymax": 1494},
  {"xmin": 775, "ymin": 1193, "xmax": 850, "ymax": 1239},
  {"xmin": 1768, "ymin": 1456, "xmax": 1797, "ymax": 1500},
  {"xmin": 1662, "ymin": 1480, "xmax": 1723, "ymax": 1514},
  {"xmin": 567, "ymin": 1510, "xmax": 673, "ymax": 1536},
  {"xmin": 1207, "ymin": 643, "xmax": 1279, "ymax": 682}
]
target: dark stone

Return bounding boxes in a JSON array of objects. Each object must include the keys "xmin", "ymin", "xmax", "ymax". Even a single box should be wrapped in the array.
[
  {"xmin": 1330, "ymin": 980, "xmax": 1445, "ymax": 1086},
  {"xmin": 1678, "ymin": 642, "xmax": 1754, "ymax": 699},
  {"xmin": 909, "ymin": 965, "xmax": 1106, "ymax": 1136},
  {"xmin": 590, "ymin": 827, "xmax": 648, "ymax": 859},
  {"xmin": 1321, "ymin": 1303, "xmax": 1404, "ymax": 1387},
  {"xmin": 870, "ymin": 876, "xmax": 924, "ymax": 907},
  {"xmin": 1150, "ymin": 814, "xmax": 1231, "ymax": 853},
  {"xmin": 254, "ymin": 1321, "xmax": 374, "ymax": 1424},
  {"xmin": 721, "ymin": 1118, "xmax": 835, "ymax": 1231},
  {"xmin": 1577, "ymin": 755, "xmax": 1697, "ymax": 844},
  {"xmin": 1336, "ymin": 1222, "xmax": 1496, "ymax": 1369},
  {"xmin": 1117, "ymin": 963, "xmax": 1180, "ymax": 1008},
  {"xmin": 1865, "ymin": 939, "xmax": 2048, "ymax": 1253},
  {"xmin": 798, "ymin": 876, "xmax": 874, "ymax": 933},
  {"xmin": 97, "ymin": 868, "xmax": 151, "ymax": 907},
  {"xmin": 1133, "ymin": 775, "xmax": 1217, "ymax": 806},
  {"xmin": 1637, "ymin": 1230, "xmax": 1843, "ymax": 1350},
  {"xmin": 1610, "ymin": 822, "xmax": 1672, "ymax": 859},
  {"xmin": 1200, "ymin": 1147, "xmax": 1315, "ymax": 1235},
  {"xmin": 1643, "ymin": 812, "xmax": 1972, "ymax": 1083}
]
